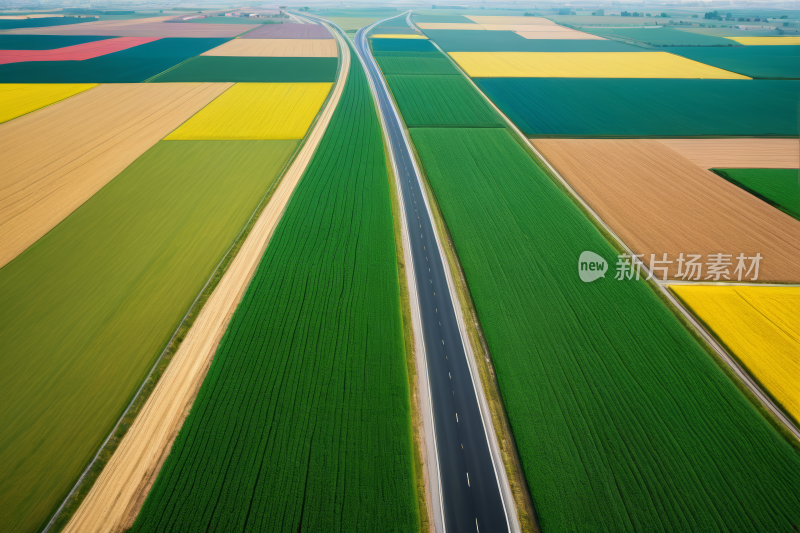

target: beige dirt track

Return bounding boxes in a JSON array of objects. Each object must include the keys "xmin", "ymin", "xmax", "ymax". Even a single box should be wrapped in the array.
[
  {"xmin": 62, "ymin": 26, "xmax": 349, "ymax": 533},
  {"xmin": 0, "ymin": 82, "xmax": 232, "ymax": 269},
  {"xmin": 533, "ymin": 138, "xmax": 800, "ymax": 282},
  {"xmin": 657, "ymin": 138, "xmax": 799, "ymax": 169}
]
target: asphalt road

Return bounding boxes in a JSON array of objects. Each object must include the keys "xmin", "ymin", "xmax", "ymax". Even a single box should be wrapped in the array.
[{"xmin": 351, "ymin": 20, "xmax": 511, "ymax": 533}]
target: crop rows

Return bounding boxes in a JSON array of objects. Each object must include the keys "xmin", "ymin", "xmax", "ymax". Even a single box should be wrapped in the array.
[
  {"xmin": 672, "ymin": 285, "xmax": 800, "ymax": 424},
  {"xmin": 374, "ymin": 50, "xmax": 460, "ymax": 75},
  {"xmin": 166, "ymin": 82, "xmax": 333, "ymax": 140},
  {"xmin": 476, "ymin": 78, "xmax": 800, "ymax": 136},
  {"xmin": 0, "ymin": 139, "xmax": 297, "ymax": 533},
  {"xmin": 0, "ymin": 82, "xmax": 94, "ymax": 123},
  {"xmin": 385, "ymin": 74, "xmax": 502, "ymax": 127},
  {"xmin": 450, "ymin": 51, "xmax": 748, "ymax": 78},
  {"xmin": 410, "ymin": 126, "xmax": 800, "ymax": 532},
  {"xmin": 713, "ymin": 168, "xmax": 800, "ymax": 221},
  {"xmin": 151, "ymin": 56, "xmax": 337, "ymax": 83},
  {"xmin": 131, "ymin": 42, "xmax": 419, "ymax": 533}
]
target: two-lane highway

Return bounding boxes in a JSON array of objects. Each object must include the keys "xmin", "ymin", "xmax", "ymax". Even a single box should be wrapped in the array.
[{"xmin": 351, "ymin": 17, "xmax": 513, "ymax": 533}]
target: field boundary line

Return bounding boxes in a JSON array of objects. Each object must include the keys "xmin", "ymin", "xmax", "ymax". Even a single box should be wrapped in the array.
[
  {"xmin": 358, "ymin": 13, "xmax": 442, "ymax": 533},
  {"xmin": 143, "ymin": 55, "xmax": 199, "ymax": 83},
  {"xmin": 55, "ymin": 26, "xmax": 350, "ymax": 533},
  {"xmin": 297, "ymin": 15, "xmax": 444, "ymax": 533},
  {"xmin": 426, "ymin": 33, "xmax": 800, "ymax": 444}
]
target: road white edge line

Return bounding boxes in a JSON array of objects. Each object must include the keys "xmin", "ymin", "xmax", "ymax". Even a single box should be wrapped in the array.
[{"xmin": 423, "ymin": 30, "xmax": 800, "ymax": 443}]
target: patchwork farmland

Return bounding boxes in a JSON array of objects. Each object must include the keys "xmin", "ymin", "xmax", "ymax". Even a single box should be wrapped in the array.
[
  {"xmin": 130, "ymin": 39, "xmax": 419, "ymax": 532},
  {"xmin": 2, "ymin": 4, "xmax": 799, "ymax": 533}
]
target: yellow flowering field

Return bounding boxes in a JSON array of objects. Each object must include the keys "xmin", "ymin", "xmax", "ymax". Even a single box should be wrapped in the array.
[
  {"xmin": 165, "ymin": 82, "xmax": 332, "ymax": 140},
  {"xmin": 0, "ymin": 83, "xmax": 96, "ymax": 124},
  {"xmin": 672, "ymin": 285, "xmax": 800, "ymax": 422},
  {"xmin": 448, "ymin": 51, "xmax": 751, "ymax": 78},
  {"xmin": 726, "ymin": 36, "xmax": 800, "ymax": 45}
]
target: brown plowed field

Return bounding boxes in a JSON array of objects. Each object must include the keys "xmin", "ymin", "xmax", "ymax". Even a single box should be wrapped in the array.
[
  {"xmin": 657, "ymin": 138, "xmax": 799, "ymax": 169},
  {"xmin": 0, "ymin": 82, "xmax": 232, "ymax": 269},
  {"xmin": 62, "ymin": 25, "xmax": 349, "ymax": 533},
  {"xmin": 201, "ymin": 38, "xmax": 337, "ymax": 57},
  {"xmin": 533, "ymin": 139, "xmax": 800, "ymax": 282}
]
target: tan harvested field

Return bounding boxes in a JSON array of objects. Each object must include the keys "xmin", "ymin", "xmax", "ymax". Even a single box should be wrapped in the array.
[
  {"xmin": 466, "ymin": 15, "xmax": 556, "ymax": 25},
  {"xmin": 657, "ymin": 139, "xmax": 799, "ymax": 169},
  {"xmin": 516, "ymin": 30, "xmax": 605, "ymax": 39},
  {"xmin": 533, "ymin": 139, "xmax": 800, "ymax": 282},
  {"xmin": 201, "ymin": 38, "xmax": 337, "ymax": 57},
  {"xmin": 0, "ymin": 82, "xmax": 232, "ymax": 269},
  {"xmin": 62, "ymin": 26, "xmax": 349, "ymax": 533}
]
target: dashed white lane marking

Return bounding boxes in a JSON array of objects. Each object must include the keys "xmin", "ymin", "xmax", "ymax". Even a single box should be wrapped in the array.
[
  {"xmin": 456, "ymin": 413, "xmax": 458, "ymax": 423},
  {"xmin": 467, "ymin": 472, "xmax": 470, "ymax": 487}
]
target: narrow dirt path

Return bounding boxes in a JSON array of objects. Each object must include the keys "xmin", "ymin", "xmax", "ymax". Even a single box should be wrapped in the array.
[{"xmin": 61, "ymin": 25, "xmax": 350, "ymax": 533}]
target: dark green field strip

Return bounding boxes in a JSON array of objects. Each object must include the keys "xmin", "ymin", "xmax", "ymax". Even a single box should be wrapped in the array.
[
  {"xmin": 422, "ymin": 29, "xmax": 646, "ymax": 52},
  {"xmin": 582, "ymin": 26, "xmax": 736, "ymax": 46},
  {"xmin": 150, "ymin": 56, "xmax": 337, "ymax": 82},
  {"xmin": 714, "ymin": 168, "xmax": 800, "ymax": 220},
  {"xmin": 375, "ymin": 16, "xmax": 415, "ymax": 28},
  {"xmin": 375, "ymin": 51, "xmax": 460, "ymax": 75},
  {"xmin": 371, "ymin": 37, "xmax": 437, "ymax": 52},
  {"xmin": 412, "ymin": 14, "xmax": 475, "ymax": 23},
  {"xmin": 670, "ymin": 45, "xmax": 800, "ymax": 78},
  {"xmin": 476, "ymin": 78, "xmax": 800, "ymax": 137},
  {"xmin": 386, "ymin": 73, "xmax": 502, "ymax": 127},
  {"xmin": 0, "ymin": 35, "xmax": 114, "ymax": 49},
  {"xmin": 131, "ymin": 42, "xmax": 419, "ymax": 533},
  {"xmin": 0, "ymin": 140, "xmax": 297, "ymax": 533},
  {"xmin": 0, "ymin": 38, "xmax": 228, "ymax": 82},
  {"xmin": 410, "ymin": 127, "xmax": 800, "ymax": 533},
  {"xmin": 0, "ymin": 17, "xmax": 95, "ymax": 29}
]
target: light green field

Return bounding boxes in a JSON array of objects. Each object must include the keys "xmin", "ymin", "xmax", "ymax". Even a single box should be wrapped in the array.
[
  {"xmin": 0, "ymin": 140, "xmax": 297, "ymax": 533},
  {"xmin": 325, "ymin": 16, "xmax": 387, "ymax": 30}
]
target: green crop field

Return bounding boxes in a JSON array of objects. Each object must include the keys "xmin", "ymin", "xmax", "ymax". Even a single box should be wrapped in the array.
[
  {"xmin": 131, "ymin": 43, "xmax": 419, "ymax": 533},
  {"xmin": 410, "ymin": 126, "xmax": 800, "ymax": 532},
  {"xmin": 385, "ymin": 74, "xmax": 503, "ymax": 127},
  {"xmin": 375, "ymin": 51, "xmax": 460, "ymax": 75},
  {"xmin": 150, "ymin": 56, "xmax": 338, "ymax": 82},
  {"xmin": 714, "ymin": 168, "xmax": 800, "ymax": 220},
  {"xmin": 477, "ymin": 78, "xmax": 800, "ymax": 136},
  {"xmin": 582, "ymin": 26, "xmax": 735, "ymax": 46},
  {"xmin": 670, "ymin": 45, "xmax": 800, "ymax": 79},
  {"xmin": 0, "ymin": 140, "xmax": 297, "ymax": 533},
  {"xmin": 371, "ymin": 38, "xmax": 437, "ymax": 52}
]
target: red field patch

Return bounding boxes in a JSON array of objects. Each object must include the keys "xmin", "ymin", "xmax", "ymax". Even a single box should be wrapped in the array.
[{"xmin": 0, "ymin": 37, "xmax": 159, "ymax": 64}]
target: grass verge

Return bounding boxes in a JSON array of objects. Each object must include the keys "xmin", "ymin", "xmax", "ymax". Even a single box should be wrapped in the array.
[
  {"xmin": 385, "ymin": 142, "xmax": 432, "ymax": 533},
  {"xmin": 409, "ymin": 135, "xmax": 540, "ymax": 533}
]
